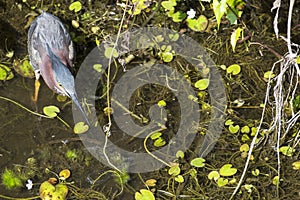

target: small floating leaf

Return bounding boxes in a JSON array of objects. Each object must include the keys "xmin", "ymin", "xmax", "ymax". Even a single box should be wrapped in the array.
[
  {"xmin": 195, "ymin": 78, "xmax": 209, "ymax": 90},
  {"xmin": 279, "ymin": 146, "xmax": 295, "ymax": 157},
  {"xmin": 161, "ymin": 0, "xmax": 176, "ymax": 10},
  {"xmin": 292, "ymin": 161, "xmax": 300, "ymax": 170},
  {"xmin": 104, "ymin": 47, "xmax": 119, "ymax": 58},
  {"xmin": 59, "ymin": 169, "xmax": 71, "ymax": 180},
  {"xmin": 226, "ymin": 64, "xmax": 241, "ymax": 75},
  {"xmin": 0, "ymin": 64, "xmax": 14, "ymax": 80},
  {"xmin": 43, "ymin": 106, "xmax": 60, "ymax": 118},
  {"xmin": 93, "ymin": 64, "xmax": 103, "ymax": 72},
  {"xmin": 187, "ymin": 15, "xmax": 208, "ymax": 32},
  {"xmin": 176, "ymin": 150, "xmax": 184, "ymax": 159},
  {"xmin": 175, "ymin": 175, "xmax": 184, "ymax": 183},
  {"xmin": 229, "ymin": 124, "xmax": 240, "ymax": 134},
  {"xmin": 157, "ymin": 100, "xmax": 167, "ymax": 107},
  {"xmin": 168, "ymin": 165, "xmax": 180, "ymax": 176},
  {"xmin": 150, "ymin": 132, "xmax": 162, "ymax": 140},
  {"xmin": 13, "ymin": 59, "xmax": 35, "ymax": 78},
  {"xmin": 190, "ymin": 157, "xmax": 206, "ymax": 168},
  {"xmin": 145, "ymin": 179, "xmax": 157, "ymax": 187},
  {"xmin": 74, "ymin": 122, "xmax": 89, "ymax": 134},
  {"xmin": 217, "ymin": 177, "xmax": 228, "ymax": 187},
  {"xmin": 69, "ymin": 1, "xmax": 82, "ymax": 12},
  {"xmin": 153, "ymin": 137, "xmax": 166, "ymax": 147},
  {"xmin": 219, "ymin": 164, "xmax": 237, "ymax": 177},
  {"xmin": 208, "ymin": 171, "xmax": 220, "ymax": 181},
  {"xmin": 135, "ymin": 189, "xmax": 155, "ymax": 200}
]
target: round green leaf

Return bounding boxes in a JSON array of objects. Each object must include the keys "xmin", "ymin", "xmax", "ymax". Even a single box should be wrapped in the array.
[
  {"xmin": 219, "ymin": 164, "xmax": 237, "ymax": 177},
  {"xmin": 195, "ymin": 78, "xmax": 209, "ymax": 90},
  {"xmin": 69, "ymin": 1, "xmax": 82, "ymax": 12},
  {"xmin": 241, "ymin": 125, "xmax": 250, "ymax": 133},
  {"xmin": 161, "ymin": 0, "xmax": 176, "ymax": 10},
  {"xmin": 153, "ymin": 137, "xmax": 166, "ymax": 147},
  {"xmin": 176, "ymin": 150, "xmax": 184, "ymax": 159},
  {"xmin": 168, "ymin": 165, "xmax": 180, "ymax": 176},
  {"xmin": 175, "ymin": 175, "xmax": 184, "ymax": 183},
  {"xmin": 161, "ymin": 52, "xmax": 173, "ymax": 62},
  {"xmin": 187, "ymin": 15, "xmax": 208, "ymax": 32},
  {"xmin": 104, "ymin": 47, "xmax": 119, "ymax": 58},
  {"xmin": 135, "ymin": 189, "xmax": 155, "ymax": 200},
  {"xmin": 74, "ymin": 122, "xmax": 89, "ymax": 134},
  {"xmin": 229, "ymin": 124, "xmax": 240, "ymax": 134},
  {"xmin": 150, "ymin": 132, "xmax": 162, "ymax": 140},
  {"xmin": 217, "ymin": 178, "xmax": 228, "ymax": 187},
  {"xmin": 190, "ymin": 157, "xmax": 206, "ymax": 168},
  {"xmin": 157, "ymin": 100, "xmax": 167, "ymax": 107},
  {"xmin": 208, "ymin": 171, "xmax": 220, "ymax": 181},
  {"xmin": 226, "ymin": 64, "xmax": 241, "ymax": 75},
  {"xmin": 93, "ymin": 64, "xmax": 103, "ymax": 72},
  {"xmin": 0, "ymin": 64, "xmax": 14, "ymax": 81},
  {"xmin": 43, "ymin": 105, "xmax": 60, "ymax": 118},
  {"xmin": 279, "ymin": 146, "xmax": 295, "ymax": 157},
  {"xmin": 13, "ymin": 59, "xmax": 34, "ymax": 78}
]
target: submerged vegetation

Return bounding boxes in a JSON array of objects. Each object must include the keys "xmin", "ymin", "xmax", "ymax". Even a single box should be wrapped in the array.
[{"xmin": 0, "ymin": 0, "xmax": 300, "ymax": 199}]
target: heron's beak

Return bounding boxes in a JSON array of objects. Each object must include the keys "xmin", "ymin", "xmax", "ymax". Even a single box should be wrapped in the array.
[{"xmin": 69, "ymin": 93, "xmax": 90, "ymax": 126}]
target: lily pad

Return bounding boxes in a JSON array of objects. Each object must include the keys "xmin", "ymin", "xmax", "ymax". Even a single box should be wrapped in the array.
[
  {"xmin": 195, "ymin": 78, "xmax": 209, "ymax": 90},
  {"xmin": 74, "ymin": 122, "xmax": 89, "ymax": 134},
  {"xmin": 39, "ymin": 181, "xmax": 68, "ymax": 200},
  {"xmin": 208, "ymin": 171, "xmax": 220, "ymax": 181},
  {"xmin": 217, "ymin": 178, "xmax": 228, "ymax": 187},
  {"xmin": 175, "ymin": 175, "xmax": 184, "ymax": 183},
  {"xmin": 190, "ymin": 157, "xmax": 206, "ymax": 168},
  {"xmin": 157, "ymin": 100, "xmax": 167, "ymax": 107},
  {"xmin": 229, "ymin": 124, "xmax": 240, "ymax": 134},
  {"xmin": 43, "ymin": 106, "xmax": 60, "ymax": 118},
  {"xmin": 219, "ymin": 164, "xmax": 237, "ymax": 177},
  {"xmin": 13, "ymin": 59, "xmax": 35, "ymax": 78},
  {"xmin": 93, "ymin": 64, "xmax": 103, "ymax": 72},
  {"xmin": 135, "ymin": 189, "xmax": 155, "ymax": 200},
  {"xmin": 292, "ymin": 161, "xmax": 300, "ymax": 170},
  {"xmin": 161, "ymin": 0, "xmax": 176, "ymax": 10},
  {"xmin": 279, "ymin": 146, "xmax": 295, "ymax": 157},
  {"xmin": 187, "ymin": 15, "xmax": 208, "ymax": 32},
  {"xmin": 150, "ymin": 132, "xmax": 162, "ymax": 140},
  {"xmin": 104, "ymin": 47, "xmax": 119, "ymax": 58},
  {"xmin": 168, "ymin": 165, "xmax": 180, "ymax": 176},
  {"xmin": 59, "ymin": 169, "xmax": 71, "ymax": 180},
  {"xmin": 69, "ymin": 1, "xmax": 82, "ymax": 12},
  {"xmin": 0, "ymin": 64, "xmax": 14, "ymax": 81},
  {"xmin": 226, "ymin": 64, "xmax": 241, "ymax": 75}
]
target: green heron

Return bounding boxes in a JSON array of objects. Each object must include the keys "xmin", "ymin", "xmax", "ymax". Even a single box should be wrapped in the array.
[{"xmin": 28, "ymin": 12, "xmax": 89, "ymax": 125}]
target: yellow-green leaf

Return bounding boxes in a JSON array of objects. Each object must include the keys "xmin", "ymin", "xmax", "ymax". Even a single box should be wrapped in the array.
[
  {"xmin": 219, "ymin": 164, "xmax": 237, "ymax": 177},
  {"xmin": 208, "ymin": 171, "xmax": 220, "ymax": 181},
  {"xmin": 217, "ymin": 177, "xmax": 228, "ymax": 187},
  {"xmin": 168, "ymin": 165, "xmax": 180, "ymax": 176},
  {"xmin": 279, "ymin": 146, "xmax": 295, "ymax": 157},
  {"xmin": 104, "ymin": 47, "xmax": 119, "ymax": 58},
  {"xmin": 175, "ymin": 175, "xmax": 184, "ymax": 183},
  {"xmin": 230, "ymin": 27, "xmax": 243, "ymax": 52},
  {"xmin": 226, "ymin": 64, "xmax": 241, "ymax": 75},
  {"xmin": 190, "ymin": 157, "xmax": 206, "ymax": 167},
  {"xmin": 74, "ymin": 122, "xmax": 89, "ymax": 134},
  {"xmin": 43, "ymin": 106, "xmax": 60, "ymax": 118},
  {"xmin": 69, "ymin": 1, "xmax": 82, "ymax": 12},
  {"xmin": 0, "ymin": 64, "xmax": 14, "ymax": 81},
  {"xmin": 195, "ymin": 78, "xmax": 209, "ymax": 90},
  {"xmin": 135, "ymin": 189, "xmax": 155, "ymax": 200}
]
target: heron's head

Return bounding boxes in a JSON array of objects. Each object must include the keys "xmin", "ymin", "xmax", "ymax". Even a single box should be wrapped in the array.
[{"xmin": 46, "ymin": 44, "xmax": 90, "ymax": 125}]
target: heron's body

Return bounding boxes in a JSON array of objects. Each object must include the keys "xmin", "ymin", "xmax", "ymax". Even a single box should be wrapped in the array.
[{"xmin": 28, "ymin": 12, "xmax": 89, "ymax": 125}]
